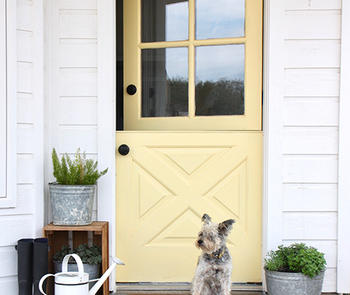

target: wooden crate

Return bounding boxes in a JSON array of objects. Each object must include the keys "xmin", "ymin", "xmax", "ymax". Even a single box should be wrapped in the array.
[{"xmin": 43, "ymin": 221, "xmax": 109, "ymax": 295}]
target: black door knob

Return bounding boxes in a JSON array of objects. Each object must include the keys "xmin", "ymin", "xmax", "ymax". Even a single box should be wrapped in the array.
[
  {"xmin": 126, "ymin": 84, "xmax": 137, "ymax": 95},
  {"xmin": 118, "ymin": 144, "xmax": 130, "ymax": 156}
]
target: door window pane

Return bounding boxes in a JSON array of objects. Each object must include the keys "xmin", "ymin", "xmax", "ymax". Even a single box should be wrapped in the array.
[
  {"xmin": 142, "ymin": 0, "xmax": 189, "ymax": 42},
  {"xmin": 195, "ymin": 44, "xmax": 245, "ymax": 116},
  {"xmin": 142, "ymin": 47, "xmax": 188, "ymax": 117},
  {"xmin": 196, "ymin": 0, "xmax": 245, "ymax": 40}
]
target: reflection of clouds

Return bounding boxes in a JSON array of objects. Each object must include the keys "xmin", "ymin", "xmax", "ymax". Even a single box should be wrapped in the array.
[
  {"xmin": 166, "ymin": 2, "xmax": 188, "ymax": 41},
  {"xmin": 166, "ymin": 47, "xmax": 188, "ymax": 79},
  {"xmin": 196, "ymin": 45, "xmax": 244, "ymax": 82},
  {"xmin": 164, "ymin": 45, "xmax": 244, "ymax": 82},
  {"xmin": 196, "ymin": 0, "xmax": 245, "ymax": 39}
]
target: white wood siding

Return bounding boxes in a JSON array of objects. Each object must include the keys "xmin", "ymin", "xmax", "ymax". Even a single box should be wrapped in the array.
[
  {"xmin": 0, "ymin": 0, "xmax": 44, "ymax": 293},
  {"xmin": 282, "ymin": 0, "xmax": 341, "ymax": 292},
  {"xmin": 45, "ymin": 0, "xmax": 98, "ymax": 221},
  {"xmin": 45, "ymin": 0, "xmax": 116, "ymax": 290},
  {"xmin": 0, "ymin": 0, "xmax": 6, "ymax": 197}
]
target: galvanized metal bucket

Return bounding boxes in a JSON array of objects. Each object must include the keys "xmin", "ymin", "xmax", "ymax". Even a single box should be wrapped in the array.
[
  {"xmin": 265, "ymin": 270, "xmax": 324, "ymax": 295},
  {"xmin": 49, "ymin": 184, "xmax": 96, "ymax": 225}
]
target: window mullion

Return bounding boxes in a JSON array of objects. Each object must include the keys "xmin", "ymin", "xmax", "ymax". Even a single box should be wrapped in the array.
[{"xmin": 188, "ymin": 0, "xmax": 195, "ymax": 118}]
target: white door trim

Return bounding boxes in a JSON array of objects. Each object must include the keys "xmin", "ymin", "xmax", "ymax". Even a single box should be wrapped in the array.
[
  {"xmin": 262, "ymin": 0, "xmax": 284, "ymax": 272},
  {"xmin": 337, "ymin": 1, "xmax": 350, "ymax": 292},
  {"xmin": 97, "ymin": 0, "xmax": 117, "ymax": 291}
]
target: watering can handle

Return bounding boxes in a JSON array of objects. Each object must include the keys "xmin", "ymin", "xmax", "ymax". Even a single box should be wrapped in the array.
[
  {"xmin": 38, "ymin": 274, "xmax": 55, "ymax": 295},
  {"xmin": 62, "ymin": 253, "xmax": 84, "ymax": 276}
]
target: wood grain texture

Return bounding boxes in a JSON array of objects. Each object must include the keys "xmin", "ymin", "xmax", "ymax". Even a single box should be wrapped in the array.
[
  {"xmin": 285, "ymin": 40, "xmax": 340, "ymax": 68},
  {"xmin": 285, "ymin": 0, "xmax": 341, "ymax": 10},
  {"xmin": 282, "ymin": 127, "xmax": 338, "ymax": 154},
  {"xmin": 284, "ymin": 69, "xmax": 340, "ymax": 97},
  {"xmin": 285, "ymin": 10, "xmax": 341, "ymax": 40},
  {"xmin": 44, "ymin": 222, "xmax": 109, "ymax": 295},
  {"xmin": 283, "ymin": 99, "xmax": 339, "ymax": 127},
  {"xmin": 283, "ymin": 155, "xmax": 338, "ymax": 183}
]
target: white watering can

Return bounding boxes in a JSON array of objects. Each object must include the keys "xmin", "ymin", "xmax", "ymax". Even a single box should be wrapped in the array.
[{"xmin": 38, "ymin": 253, "xmax": 124, "ymax": 295}]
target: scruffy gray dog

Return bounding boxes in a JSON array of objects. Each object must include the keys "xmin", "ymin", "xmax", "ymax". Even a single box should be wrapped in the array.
[{"xmin": 191, "ymin": 214, "xmax": 235, "ymax": 295}]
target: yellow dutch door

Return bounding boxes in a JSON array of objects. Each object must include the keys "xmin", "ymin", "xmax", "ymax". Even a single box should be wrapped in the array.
[{"xmin": 117, "ymin": 0, "xmax": 263, "ymax": 283}]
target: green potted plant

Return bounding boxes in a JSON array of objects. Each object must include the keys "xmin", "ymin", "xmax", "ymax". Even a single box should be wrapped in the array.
[
  {"xmin": 49, "ymin": 148, "xmax": 108, "ymax": 225},
  {"xmin": 53, "ymin": 244, "xmax": 102, "ymax": 288},
  {"xmin": 264, "ymin": 243, "xmax": 326, "ymax": 295}
]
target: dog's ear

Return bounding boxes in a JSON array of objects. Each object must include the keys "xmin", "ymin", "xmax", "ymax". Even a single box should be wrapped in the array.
[
  {"xmin": 202, "ymin": 213, "xmax": 212, "ymax": 224},
  {"xmin": 218, "ymin": 219, "xmax": 235, "ymax": 236}
]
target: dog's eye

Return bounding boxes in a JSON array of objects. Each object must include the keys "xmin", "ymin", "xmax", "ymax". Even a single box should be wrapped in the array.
[{"xmin": 199, "ymin": 232, "xmax": 203, "ymax": 237}]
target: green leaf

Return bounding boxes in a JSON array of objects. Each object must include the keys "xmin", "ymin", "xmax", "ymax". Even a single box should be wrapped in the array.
[{"xmin": 51, "ymin": 148, "xmax": 108, "ymax": 185}]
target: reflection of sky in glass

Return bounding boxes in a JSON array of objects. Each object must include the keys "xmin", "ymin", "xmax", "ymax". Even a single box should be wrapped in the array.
[
  {"xmin": 165, "ymin": 47, "xmax": 188, "ymax": 79},
  {"xmin": 166, "ymin": 2, "xmax": 188, "ymax": 41},
  {"xmin": 196, "ymin": 0, "xmax": 245, "ymax": 39},
  {"xmin": 196, "ymin": 45, "xmax": 245, "ymax": 82}
]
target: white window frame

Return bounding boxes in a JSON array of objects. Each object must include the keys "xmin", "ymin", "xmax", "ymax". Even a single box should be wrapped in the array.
[{"xmin": 0, "ymin": 0, "xmax": 16, "ymax": 208}]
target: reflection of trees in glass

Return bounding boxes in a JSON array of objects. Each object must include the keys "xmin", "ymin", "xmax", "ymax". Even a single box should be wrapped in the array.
[
  {"xmin": 196, "ymin": 79, "xmax": 244, "ymax": 115},
  {"xmin": 166, "ymin": 77, "xmax": 188, "ymax": 116},
  {"xmin": 165, "ymin": 78, "xmax": 244, "ymax": 116}
]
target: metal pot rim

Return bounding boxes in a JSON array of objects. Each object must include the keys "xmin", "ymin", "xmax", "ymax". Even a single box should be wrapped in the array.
[{"xmin": 49, "ymin": 182, "xmax": 96, "ymax": 187}]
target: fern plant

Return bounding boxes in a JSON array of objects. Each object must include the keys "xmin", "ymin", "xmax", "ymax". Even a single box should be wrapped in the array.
[
  {"xmin": 52, "ymin": 148, "xmax": 108, "ymax": 185},
  {"xmin": 264, "ymin": 243, "xmax": 326, "ymax": 278}
]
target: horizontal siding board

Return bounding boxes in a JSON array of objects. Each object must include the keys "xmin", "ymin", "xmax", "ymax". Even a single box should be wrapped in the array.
[
  {"xmin": 323, "ymin": 268, "xmax": 337, "ymax": 292},
  {"xmin": 283, "ymin": 155, "xmax": 338, "ymax": 183},
  {"xmin": 283, "ymin": 240, "xmax": 337, "ymax": 268},
  {"xmin": 58, "ymin": 40, "xmax": 97, "ymax": 67},
  {"xmin": 57, "ymin": 0, "xmax": 97, "ymax": 9},
  {"xmin": 285, "ymin": 10, "xmax": 341, "ymax": 40},
  {"xmin": 283, "ymin": 184, "xmax": 337, "ymax": 212},
  {"xmin": 285, "ymin": 0, "xmax": 341, "ymax": 10},
  {"xmin": 16, "ymin": 155, "xmax": 35, "ymax": 184},
  {"xmin": 285, "ymin": 40, "xmax": 340, "ymax": 68},
  {"xmin": 0, "ymin": 215, "xmax": 33, "ymax": 246},
  {"xmin": 282, "ymin": 127, "xmax": 338, "ymax": 154},
  {"xmin": 16, "ymin": 1, "xmax": 32, "ymax": 31},
  {"xmin": 17, "ymin": 94, "xmax": 34, "ymax": 123},
  {"xmin": 283, "ymin": 212, "xmax": 337, "ymax": 240},
  {"xmin": 58, "ymin": 127, "xmax": 97, "ymax": 153},
  {"xmin": 58, "ymin": 98, "xmax": 97, "ymax": 125},
  {"xmin": 17, "ymin": 62, "xmax": 33, "ymax": 94},
  {"xmin": 0, "ymin": 277, "xmax": 17, "ymax": 295},
  {"xmin": 0, "ymin": 247, "xmax": 17, "ymax": 277},
  {"xmin": 283, "ymin": 100, "xmax": 339, "ymax": 126},
  {"xmin": 59, "ymin": 12, "xmax": 97, "ymax": 39},
  {"xmin": 59, "ymin": 68, "xmax": 97, "ymax": 97},
  {"xmin": 17, "ymin": 126, "xmax": 35, "ymax": 153},
  {"xmin": 17, "ymin": 30, "xmax": 32, "ymax": 62},
  {"xmin": 285, "ymin": 69, "xmax": 340, "ymax": 97}
]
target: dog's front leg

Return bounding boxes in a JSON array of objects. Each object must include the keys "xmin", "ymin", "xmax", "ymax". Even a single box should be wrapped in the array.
[
  {"xmin": 191, "ymin": 275, "xmax": 204, "ymax": 295},
  {"xmin": 222, "ymin": 275, "xmax": 231, "ymax": 295}
]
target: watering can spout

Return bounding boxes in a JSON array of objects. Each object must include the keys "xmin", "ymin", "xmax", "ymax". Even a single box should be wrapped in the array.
[{"xmin": 88, "ymin": 257, "xmax": 125, "ymax": 295}]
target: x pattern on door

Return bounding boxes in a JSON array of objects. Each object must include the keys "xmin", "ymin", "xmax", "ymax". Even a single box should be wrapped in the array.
[
  {"xmin": 116, "ymin": 132, "xmax": 262, "ymax": 282},
  {"xmin": 133, "ymin": 145, "xmax": 248, "ymax": 246}
]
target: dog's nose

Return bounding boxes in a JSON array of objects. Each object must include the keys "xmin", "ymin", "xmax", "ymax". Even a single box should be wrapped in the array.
[{"xmin": 198, "ymin": 240, "xmax": 203, "ymax": 245}]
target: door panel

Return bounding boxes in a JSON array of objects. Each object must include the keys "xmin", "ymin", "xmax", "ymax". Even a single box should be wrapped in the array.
[
  {"xmin": 116, "ymin": 132, "xmax": 262, "ymax": 282},
  {"xmin": 124, "ymin": 0, "xmax": 263, "ymax": 130}
]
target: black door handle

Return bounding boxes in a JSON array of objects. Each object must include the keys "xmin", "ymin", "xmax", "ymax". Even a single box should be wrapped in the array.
[
  {"xmin": 118, "ymin": 144, "xmax": 130, "ymax": 156},
  {"xmin": 126, "ymin": 84, "xmax": 137, "ymax": 95}
]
